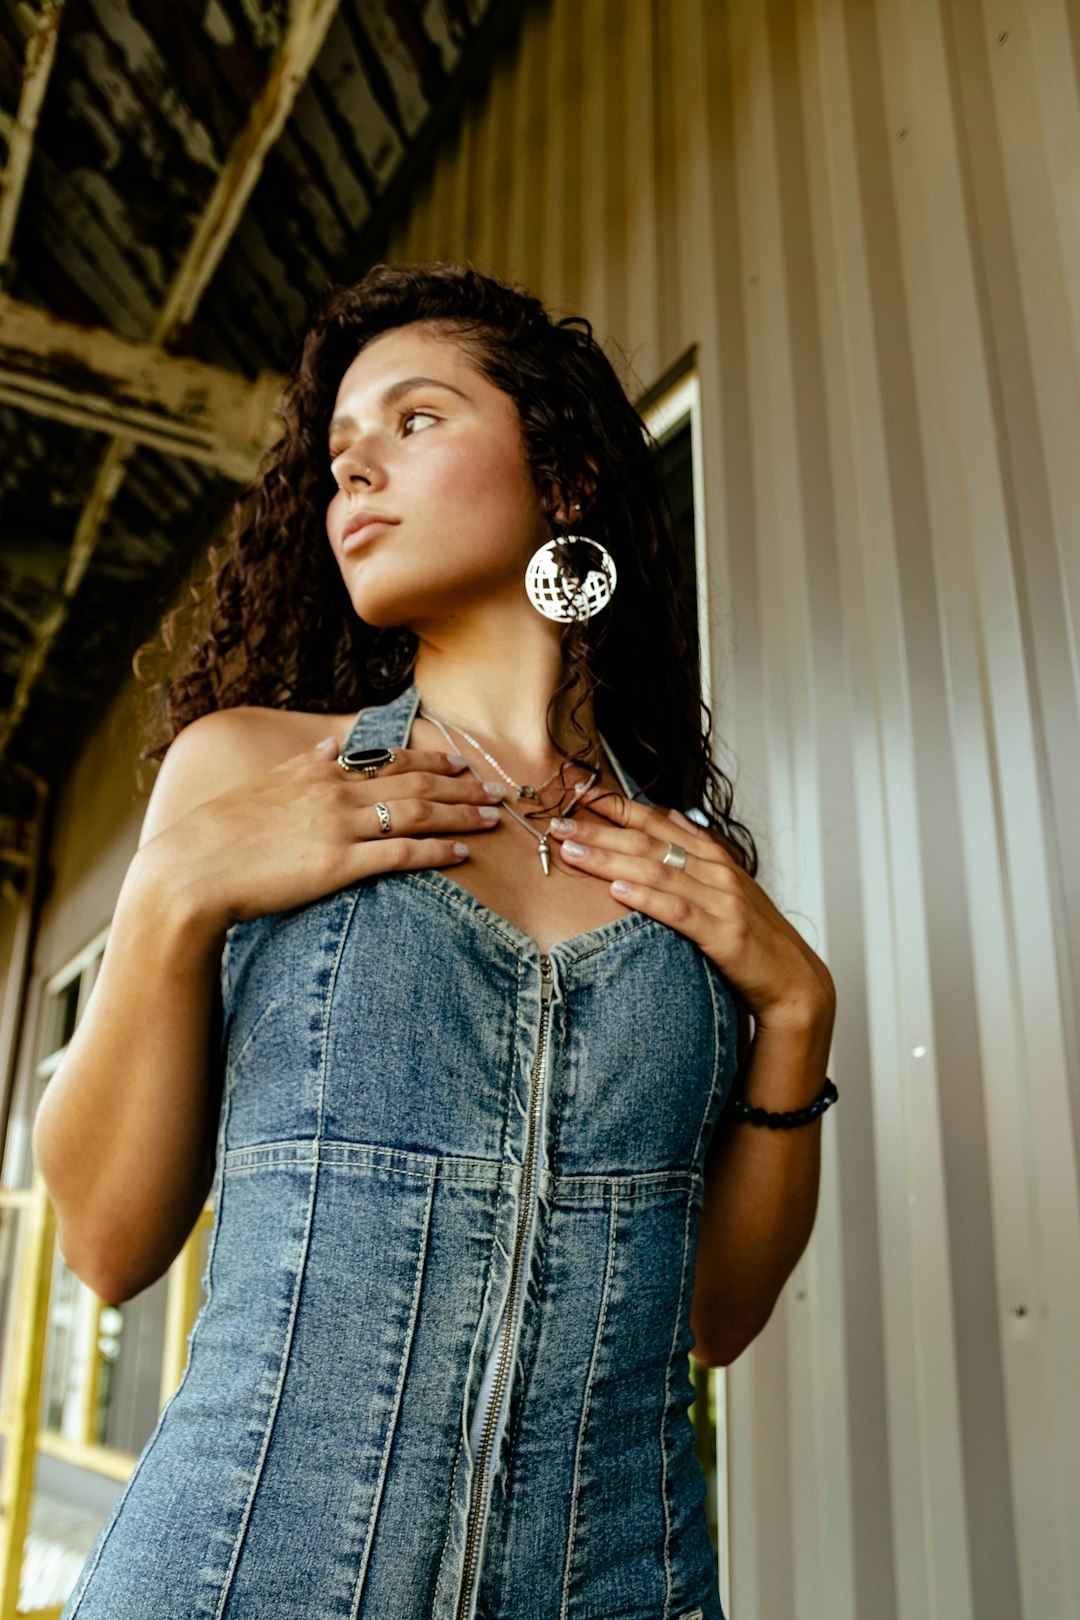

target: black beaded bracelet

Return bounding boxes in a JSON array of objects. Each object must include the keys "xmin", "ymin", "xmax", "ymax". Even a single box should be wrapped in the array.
[{"xmin": 728, "ymin": 1076, "xmax": 838, "ymax": 1129}]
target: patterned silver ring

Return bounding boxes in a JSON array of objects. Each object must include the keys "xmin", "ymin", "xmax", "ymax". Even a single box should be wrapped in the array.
[
  {"xmin": 373, "ymin": 802, "xmax": 392, "ymax": 835},
  {"xmin": 661, "ymin": 841, "xmax": 687, "ymax": 869}
]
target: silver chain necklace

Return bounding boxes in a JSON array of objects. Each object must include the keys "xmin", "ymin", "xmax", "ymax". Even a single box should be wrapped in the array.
[{"xmin": 418, "ymin": 702, "xmax": 601, "ymax": 876}]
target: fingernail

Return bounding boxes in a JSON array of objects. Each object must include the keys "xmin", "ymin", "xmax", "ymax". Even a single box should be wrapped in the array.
[
  {"xmin": 447, "ymin": 751, "xmax": 468, "ymax": 766},
  {"xmin": 483, "ymin": 781, "xmax": 505, "ymax": 797},
  {"xmin": 668, "ymin": 808, "xmax": 697, "ymax": 833},
  {"xmin": 315, "ymin": 736, "xmax": 337, "ymax": 750},
  {"xmin": 548, "ymin": 817, "xmax": 577, "ymax": 833}
]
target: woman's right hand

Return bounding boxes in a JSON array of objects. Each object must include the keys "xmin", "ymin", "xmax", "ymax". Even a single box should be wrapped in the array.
[{"xmin": 139, "ymin": 737, "xmax": 507, "ymax": 930}]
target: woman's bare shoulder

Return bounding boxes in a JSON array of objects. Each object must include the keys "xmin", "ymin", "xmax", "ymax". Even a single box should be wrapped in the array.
[
  {"xmin": 163, "ymin": 702, "xmax": 360, "ymax": 771},
  {"xmin": 136, "ymin": 704, "xmax": 361, "ymax": 851},
  {"xmin": 198, "ymin": 703, "xmax": 361, "ymax": 751}
]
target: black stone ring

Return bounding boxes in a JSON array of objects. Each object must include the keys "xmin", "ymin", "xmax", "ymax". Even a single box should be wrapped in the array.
[{"xmin": 336, "ymin": 746, "xmax": 397, "ymax": 776}]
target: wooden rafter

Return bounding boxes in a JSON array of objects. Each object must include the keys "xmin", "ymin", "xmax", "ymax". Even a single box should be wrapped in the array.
[
  {"xmin": 0, "ymin": 294, "xmax": 284, "ymax": 480},
  {"xmin": 0, "ymin": 0, "xmax": 345, "ymax": 771},
  {"xmin": 0, "ymin": 0, "xmax": 65, "ymax": 275}
]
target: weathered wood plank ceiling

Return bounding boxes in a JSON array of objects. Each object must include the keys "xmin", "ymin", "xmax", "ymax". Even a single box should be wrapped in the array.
[{"xmin": 0, "ymin": 0, "xmax": 523, "ymax": 893}]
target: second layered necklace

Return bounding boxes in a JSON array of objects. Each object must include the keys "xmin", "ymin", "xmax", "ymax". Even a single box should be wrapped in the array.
[{"xmin": 418, "ymin": 703, "xmax": 601, "ymax": 876}]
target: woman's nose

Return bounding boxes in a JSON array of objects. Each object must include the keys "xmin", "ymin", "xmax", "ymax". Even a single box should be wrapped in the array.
[
  {"xmin": 333, "ymin": 428, "xmax": 387, "ymax": 480},
  {"xmin": 338, "ymin": 450, "xmax": 374, "ymax": 484}
]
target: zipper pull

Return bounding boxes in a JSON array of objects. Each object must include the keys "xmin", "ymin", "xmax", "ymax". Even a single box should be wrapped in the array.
[{"xmin": 539, "ymin": 954, "xmax": 554, "ymax": 1004}]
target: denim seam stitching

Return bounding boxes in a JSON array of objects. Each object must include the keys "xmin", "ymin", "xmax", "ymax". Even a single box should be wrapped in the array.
[
  {"xmin": 546, "ymin": 990, "xmax": 566, "ymax": 1180},
  {"xmin": 222, "ymin": 1151, "xmax": 441, "ymax": 1174},
  {"xmin": 694, "ymin": 954, "xmax": 728, "ymax": 1166},
  {"xmin": 437, "ymin": 1137, "xmax": 516, "ymax": 1613},
  {"xmin": 207, "ymin": 1157, "xmax": 317, "ymax": 1614},
  {"xmin": 660, "ymin": 1187, "xmax": 697, "ymax": 1619},
  {"xmin": 559, "ymin": 1183, "xmax": 618, "ymax": 1620},
  {"xmin": 347, "ymin": 1168, "xmax": 437, "ymax": 1620},
  {"xmin": 406, "ymin": 864, "xmax": 656, "ymax": 962},
  {"xmin": 209, "ymin": 897, "xmax": 357, "ymax": 1616},
  {"xmin": 223, "ymin": 996, "xmax": 287, "ymax": 1094},
  {"xmin": 409, "ymin": 867, "xmax": 542, "ymax": 956},
  {"xmin": 433, "ymin": 1418, "xmax": 467, "ymax": 1607}
]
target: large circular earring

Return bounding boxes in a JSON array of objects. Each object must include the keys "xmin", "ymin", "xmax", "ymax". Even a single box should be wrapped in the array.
[
  {"xmin": 525, "ymin": 535, "xmax": 617, "ymax": 622},
  {"xmin": 524, "ymin": 501, "xmax": 616, "ymax": 623}
]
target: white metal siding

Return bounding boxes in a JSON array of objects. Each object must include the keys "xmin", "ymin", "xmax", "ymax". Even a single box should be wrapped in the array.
[{"xmin": 387, "ymin": 3, "xmax": 1080, "ymax": 1616}]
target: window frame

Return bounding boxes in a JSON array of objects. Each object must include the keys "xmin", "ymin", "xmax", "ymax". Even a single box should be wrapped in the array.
[
  {"xmin": 641, "ymin": 363, "xmax": 730, "ymax": 1614},
  {"xmin": 641, "ymin": 366, "xmax": 714, "ymax": 726}
]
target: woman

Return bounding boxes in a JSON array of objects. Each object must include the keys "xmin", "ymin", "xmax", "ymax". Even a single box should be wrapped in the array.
[{"xmin": 44, "ymin": 263, "xmax": 836, "ymax": 1620}]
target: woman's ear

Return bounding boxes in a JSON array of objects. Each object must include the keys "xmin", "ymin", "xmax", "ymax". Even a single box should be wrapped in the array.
[{"xmin": 553, "ymin": 463, "xmax": 600, "ymax": 526}]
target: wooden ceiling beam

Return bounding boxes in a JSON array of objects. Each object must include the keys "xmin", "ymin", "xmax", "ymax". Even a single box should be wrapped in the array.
[
  {"xmin": 0, "ymin": 0, "xmax": 344, "ymax": 771},
  {"xmin": 0, "ymin": 294, "xmax": 285, "ymax": 480},
  {"xmin": 0, "ymin": 0, "xmax": 65, "ymax": 276},
  {"xmin": 154, "ymin": 0, "xmax": 344, "ymax": 339}
]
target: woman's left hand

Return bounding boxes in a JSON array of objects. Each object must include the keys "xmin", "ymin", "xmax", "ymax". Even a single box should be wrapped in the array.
[{"xmin": 550, "ymin": 787, "xmax": 835, "ymax": 1035}]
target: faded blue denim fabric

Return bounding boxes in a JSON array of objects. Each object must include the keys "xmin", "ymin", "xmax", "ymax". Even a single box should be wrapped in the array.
[{"xmin": 61, "ymin": 682, "xmax": 739, "ymax": 1620}]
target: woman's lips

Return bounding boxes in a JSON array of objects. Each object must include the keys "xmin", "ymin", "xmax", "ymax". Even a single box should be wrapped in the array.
[{"xmin": 342, "ymin": 519, "xmax": 398, "ymax": 554}]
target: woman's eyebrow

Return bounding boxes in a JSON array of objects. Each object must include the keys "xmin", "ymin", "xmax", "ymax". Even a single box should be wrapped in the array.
[{"xmin": 329, "ymin": 376, "xmax": 470, "ymax": 438}]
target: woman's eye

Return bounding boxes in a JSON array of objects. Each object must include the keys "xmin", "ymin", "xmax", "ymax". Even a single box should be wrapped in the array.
[
  {"xmin": 402, "ymin": 409, "xmax": 437, "ymax": 433},
  {"xmin": 328, "ymin": 409, "xmax": 437, "ymax": 470}
]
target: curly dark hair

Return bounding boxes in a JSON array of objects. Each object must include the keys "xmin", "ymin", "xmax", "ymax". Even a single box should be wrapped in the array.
[{"xmin": 134, "ymin": 260, "xmax": 757, "ymax": 876}]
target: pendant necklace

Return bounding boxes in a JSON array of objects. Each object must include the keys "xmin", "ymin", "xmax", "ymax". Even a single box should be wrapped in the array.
[{"xmin": 419, "ymin": 703, "xmax": 601, "ymax": 876}]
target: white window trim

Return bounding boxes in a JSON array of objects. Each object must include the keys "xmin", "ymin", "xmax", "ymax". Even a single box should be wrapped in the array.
[
  {"xmin": 642, "ymin": 367, "xmax": 731, "ymax": 1615},
  {"xmin": 42, "ymin": 922, "xmax": 110, "ymax": 1006},
  {"xmin": 37, "ymin": 924, "xmax": 110, "ymax": 1077},
  {"xmin": 641, "ymin": 370, "xmax": 713, "ymax": 725}
]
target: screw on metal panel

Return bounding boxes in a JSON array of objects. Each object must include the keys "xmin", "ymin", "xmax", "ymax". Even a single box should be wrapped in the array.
[
  {"xmin": 1011, "ymin": 1304, "xmax": 1028, "ymax": 1317},
  {"xmin": 998, "ymin": 32, "xmax": 1009, "ymax": 44},
  {"xmin": 898, "ymin": 129, "xmax": 908, "ymax": 141}
]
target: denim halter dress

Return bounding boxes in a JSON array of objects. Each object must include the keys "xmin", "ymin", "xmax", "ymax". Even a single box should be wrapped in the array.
[{"xmin": 61, "ymin": 682, "xmax": 740, "ymax": 1620}]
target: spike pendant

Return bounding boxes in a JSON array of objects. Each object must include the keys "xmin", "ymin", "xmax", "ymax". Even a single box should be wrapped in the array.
[{"xmin": 539, "ymin": 836, "xmax": 551, "ymax": 876}]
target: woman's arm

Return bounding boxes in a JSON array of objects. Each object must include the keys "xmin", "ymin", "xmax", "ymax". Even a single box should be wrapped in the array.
[
  {"xmin": 30, "ymin": 717, "xmax": 246, "ymax": 1302},
  {"xmin": 33, "ymin": 711, "xmax": 499, "ymax": 1302},
  {"xmin": 689, "ymin": 995, "xmax": 834, "ymax": 1367}
]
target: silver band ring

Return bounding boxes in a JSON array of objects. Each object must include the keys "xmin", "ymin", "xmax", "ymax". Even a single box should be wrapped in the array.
[
  {"xmin": 662, "ymin": 841, "xmax": 687, "ymax": 869},
  {"xmin": 374, "ymin": 802, "xmax": 392, "ymax": 835}
]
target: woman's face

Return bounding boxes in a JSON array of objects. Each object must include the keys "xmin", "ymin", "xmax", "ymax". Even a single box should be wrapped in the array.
[{"xmin": 325, "ymin": 323, "xmax": 551, "ymax": 630}]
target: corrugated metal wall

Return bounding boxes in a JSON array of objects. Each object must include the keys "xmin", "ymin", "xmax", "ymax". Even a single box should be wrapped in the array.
[{"xmin": 385, "ymin": 2, "xmax": 1080, "ymax": 1617}]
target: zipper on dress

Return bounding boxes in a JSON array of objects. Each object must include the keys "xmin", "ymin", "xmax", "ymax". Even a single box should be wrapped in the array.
[{"xmin": 454, "ymin": 953, "xmax": 555, "ymax": 1620}]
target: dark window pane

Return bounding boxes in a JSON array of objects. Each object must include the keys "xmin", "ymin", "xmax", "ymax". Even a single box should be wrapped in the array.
[{"xmin": 654, "ymin": 422, "xmax": 700, "ymax": 665}]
